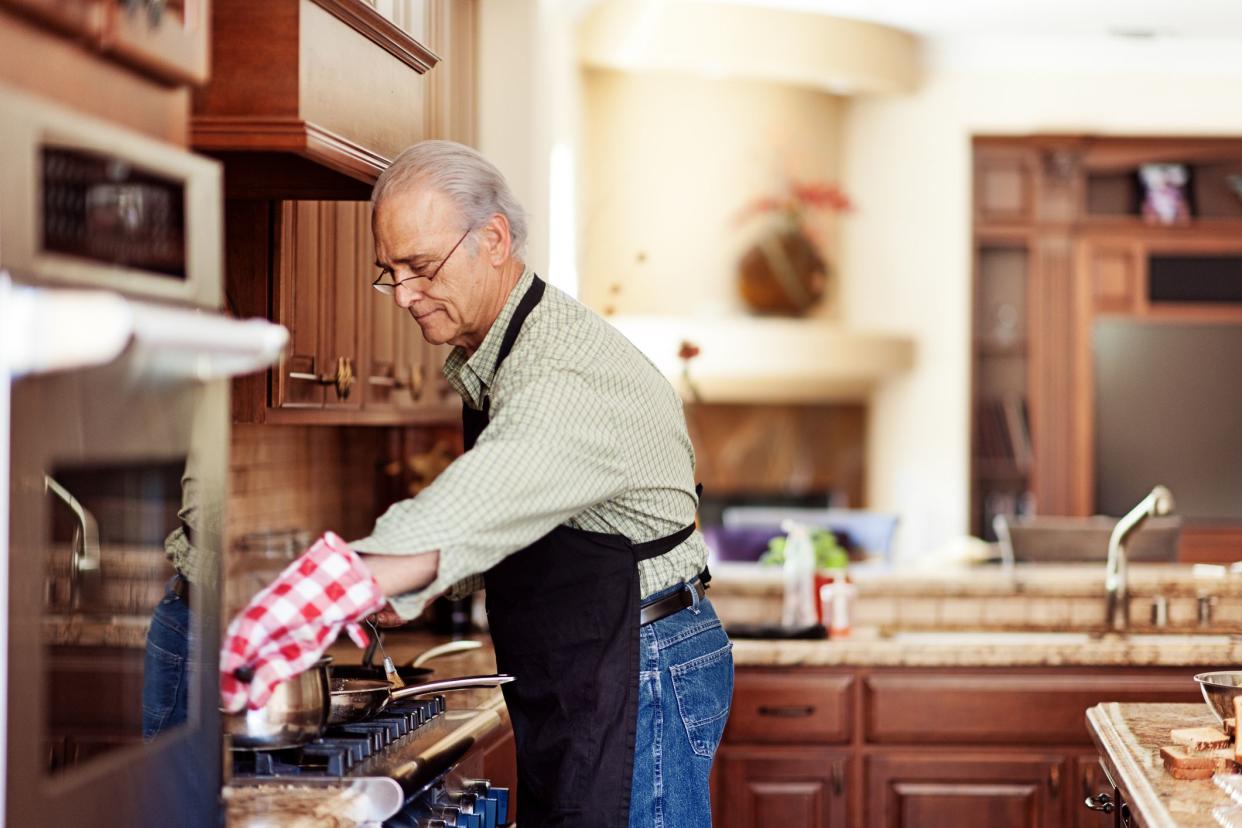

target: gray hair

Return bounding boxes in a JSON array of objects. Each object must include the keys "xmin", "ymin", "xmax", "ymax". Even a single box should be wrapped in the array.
[{"xmin": 372, "ymin": 140, "xmax": 528, "ymax": 257}]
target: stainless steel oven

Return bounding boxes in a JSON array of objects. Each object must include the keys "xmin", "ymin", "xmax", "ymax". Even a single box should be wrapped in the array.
[
  {"xmin": 0, "ymin": 81, "xmax": 220, "ymax": 309},
  {"xmin": 0, "ymin": 82, "xmax": 286, "ymax": 828}
]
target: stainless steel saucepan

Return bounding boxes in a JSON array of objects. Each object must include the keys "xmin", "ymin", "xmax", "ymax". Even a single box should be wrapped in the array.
[{"xmin": 223, "ymin": 661, "xmax": 513, "ymax": 749}]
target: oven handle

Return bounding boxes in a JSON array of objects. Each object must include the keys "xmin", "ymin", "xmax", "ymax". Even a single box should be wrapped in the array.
[{"xmin": 1, "ymin": 273, "xmax": 288, "ymax": 379}]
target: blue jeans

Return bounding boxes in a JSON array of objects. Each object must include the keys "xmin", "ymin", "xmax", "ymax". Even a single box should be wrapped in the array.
[
  {"xmin": 142, "ymin": 577, "xmax": 190, "ymax": 741},
  {"xmin": 629, "ymin": 583, "xmax": 734, "ymax": 828}
]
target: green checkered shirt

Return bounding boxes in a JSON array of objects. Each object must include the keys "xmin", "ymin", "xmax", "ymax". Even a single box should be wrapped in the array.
[{"xmin": 351, "ymin": 268, "xmax": 707, "ymax": 620}]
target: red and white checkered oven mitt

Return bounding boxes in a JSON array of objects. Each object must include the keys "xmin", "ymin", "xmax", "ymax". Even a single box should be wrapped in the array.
[{"xmin": 220, "ymin": 531, "xmax": 386, "ymax": 712}]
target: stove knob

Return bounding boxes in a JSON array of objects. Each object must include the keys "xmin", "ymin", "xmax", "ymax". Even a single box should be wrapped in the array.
[
  {"xmin": 456, "ymin": 792, "xmax": 479, "ymax": 814},
  {"xmin": 430, "ymin": 806, "xmax": 461, "ymax": 826},
  {"xmin": 490, "ymin": 787, "xmax": 510, "ymax": 825}
]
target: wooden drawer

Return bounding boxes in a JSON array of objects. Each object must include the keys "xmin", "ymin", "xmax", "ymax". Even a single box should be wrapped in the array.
[
  {"xmin": 724, "ymin": 669, "xmax": 854, "ymax": 745},
  {"xmin": 865, "ymin": 670, "xmax": 1201, "ymax": 745}
]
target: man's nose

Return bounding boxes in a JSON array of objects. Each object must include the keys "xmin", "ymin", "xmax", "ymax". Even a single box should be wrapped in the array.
[{"xmin": 394, "ymin": 281, "xmax": 422, "ymax": 309}]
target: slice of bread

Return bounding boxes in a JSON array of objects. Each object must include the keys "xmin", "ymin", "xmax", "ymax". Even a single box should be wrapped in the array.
[
  {"xmin": 1170, "ymin": 726, "xmax": 1232, "ymax": 751},
  {"xmin": 1161, "ymin": 745, "xmax": 1239, "ymax": 777}
]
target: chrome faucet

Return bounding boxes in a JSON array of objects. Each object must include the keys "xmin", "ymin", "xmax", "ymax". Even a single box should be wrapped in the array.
[
  {"xmin": 1105, "ymin": 485, "xmax": 1174, "ymax": 631},
  {"xmin": 45, "ymin": 475, "xmax": 102, "ymax": 609}
]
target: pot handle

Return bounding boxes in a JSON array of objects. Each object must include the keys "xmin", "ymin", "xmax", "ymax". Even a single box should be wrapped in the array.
[{"xmin": 389, "ymin": 674, "xmax": 515, "ymax": 701}]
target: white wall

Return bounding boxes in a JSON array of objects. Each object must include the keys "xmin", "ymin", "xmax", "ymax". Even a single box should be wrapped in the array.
[
  {"xmin": 579, "ymin": 68, "xmax": 844, "ymax": 316},
  {"xmin": 477, "ymin": 0, "xmax": 585, "ymax": 296},
  {"xmin": 841, "ymin": 70, "xmax": 1242, "ymax": 564}
]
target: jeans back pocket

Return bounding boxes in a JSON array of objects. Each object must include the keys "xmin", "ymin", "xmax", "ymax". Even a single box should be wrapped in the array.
[{"xmin": 669, "ymin": 640, "xmax": 734, "ymax": 758}]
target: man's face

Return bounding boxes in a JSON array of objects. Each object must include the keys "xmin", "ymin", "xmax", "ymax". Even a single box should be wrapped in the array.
[{"xmin": 372, "ymin": 186, "xmax": 489, "ymax": 349}]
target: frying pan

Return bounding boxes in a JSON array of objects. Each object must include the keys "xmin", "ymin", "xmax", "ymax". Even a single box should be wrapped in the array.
[
  {"xmin": 333, "ymin": 638, "xmax": 484, "ymax": 684},
  {"xmin": 327, "ymin": 674, "xmax": 514, "ymax": 726}
]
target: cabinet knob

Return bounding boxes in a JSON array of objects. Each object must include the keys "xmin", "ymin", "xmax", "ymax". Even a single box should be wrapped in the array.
[
  {"xmin": 290, "ymin": 357, "xmax": 354, "ymax": 399},
  {"xmin": 1084, "ymin": 792, "xmax": 1114, "ymax": 813},
  {"xmin": 399, "ymin": 365, "xmax": 425, "ymax": 400}
]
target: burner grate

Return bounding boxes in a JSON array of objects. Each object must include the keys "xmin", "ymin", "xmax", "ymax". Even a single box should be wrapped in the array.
[{"xmin": 231, "ymin": 695, "xmax": 447, "ymax": 779}]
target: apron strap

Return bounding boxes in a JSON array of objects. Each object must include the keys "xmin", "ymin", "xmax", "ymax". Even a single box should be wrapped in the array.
[{"xmin": 495, "ymin": 276, "xmax": 546, "ymax": 370}]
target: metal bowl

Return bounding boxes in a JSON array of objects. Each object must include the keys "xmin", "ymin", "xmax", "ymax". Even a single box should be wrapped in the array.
[{"xmin": 1194, "ymin": 671, "xmax": 1242, "ymax": 723}]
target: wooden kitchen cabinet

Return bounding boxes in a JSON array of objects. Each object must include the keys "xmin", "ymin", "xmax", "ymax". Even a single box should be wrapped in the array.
[
  {"xmin": 716, "ymin": 745, "xmax": 850, "ymax": 828},
  {"xmin": 713, "ymin": 665, "xmax": 1210, "ymax": 828},
  {"xmin": 1073, "ymin": 754, "xmax": 1114, "ymax": 828},
  {"xmin": 229, "ymin": 198, "xmax": 458, "ymax": 426},
  {"xmin": 272, "ymin": 201, "xmax": 363, "ymax": 413},
  {"xmin": 865, "ymin": 751, "xmax": 1065, "ymax": 828},
  {"xmin": 0, "ymin": 0, "xmax": 209, "ymax": 85},
  {"xmin": 361, "ymin": 200, "xmax": 456, "ymax": 420},
  {"xmin": 971, "ymin": 136, "xmax": 1242, "ymax": 558}
]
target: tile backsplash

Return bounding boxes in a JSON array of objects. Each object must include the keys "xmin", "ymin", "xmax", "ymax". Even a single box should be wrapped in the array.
[{"xmin": 224, "ymin": 422, "xmax": 459, "ymax": 617}]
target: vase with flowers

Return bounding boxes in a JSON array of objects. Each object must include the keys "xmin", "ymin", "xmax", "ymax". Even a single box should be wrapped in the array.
[{"xmin": 734, "ymin": 179, "xmax": 851, "ymax": 316}]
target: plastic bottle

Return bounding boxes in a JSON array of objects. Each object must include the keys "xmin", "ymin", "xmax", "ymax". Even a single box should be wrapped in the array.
[
  {"xmin": 821, "ymin": 575, "xmax": 857, "ymax": 638},
  {"xmin": 780, "ymin": 520, "xmax": 818, "ymax": 628}
]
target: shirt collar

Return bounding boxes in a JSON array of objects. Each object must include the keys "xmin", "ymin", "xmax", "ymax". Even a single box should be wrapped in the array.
[{"xmin": 444, "ymin": 266, "xmax": 536, "ymax": 408}]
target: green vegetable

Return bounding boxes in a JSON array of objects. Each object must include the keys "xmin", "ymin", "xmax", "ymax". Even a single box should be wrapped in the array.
[{"xmin": 758, "ymin": 529, "xmax": 849, "ymax": 571}]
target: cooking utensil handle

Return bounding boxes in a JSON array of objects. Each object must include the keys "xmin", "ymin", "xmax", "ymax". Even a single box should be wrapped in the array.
[
  {"xmin": 410, "ymin": 639, "xmax": 484, "ymax": 668},
  {"xmin": 389, "ymin": 674, "xmax": 515, "ymax": 700}
]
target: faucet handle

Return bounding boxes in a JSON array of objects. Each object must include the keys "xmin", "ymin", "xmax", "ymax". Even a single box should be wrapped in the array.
[
  {"xmin": 1198, "ymin": 594, "xmax": 1216, "ymax": 627},
  {"xmin": 1150, "ymin": 595, "xmax": 1169, "ymax": 628}
]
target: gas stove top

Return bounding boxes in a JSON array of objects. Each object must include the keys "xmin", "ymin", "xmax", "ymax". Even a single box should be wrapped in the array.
[
  {"xmin": 228, "ymin": 696, "xmax": 511, "ymax": 827},
  {"xmin": 233, "ymin": 697, "xmax": 445, "ymax": 779}
]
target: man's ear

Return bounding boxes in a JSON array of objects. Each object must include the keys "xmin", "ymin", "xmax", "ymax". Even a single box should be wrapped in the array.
[{"xmin": 480, "ymin": 212, "xmax": 512, "ymax": 266}]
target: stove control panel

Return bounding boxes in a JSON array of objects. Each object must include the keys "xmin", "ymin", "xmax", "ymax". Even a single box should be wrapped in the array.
[{"xmin": 391, "ymin": 778, "xmax": 510, "ymax": 827}]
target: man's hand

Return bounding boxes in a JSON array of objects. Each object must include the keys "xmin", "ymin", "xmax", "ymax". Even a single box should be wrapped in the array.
[
  {"xmin": 220, "ymin": 531, "xmax": 386, "ymax": 712},
  {"xmin": 369, "ymin": 603, "xmax": 408, "ymax": 628}
]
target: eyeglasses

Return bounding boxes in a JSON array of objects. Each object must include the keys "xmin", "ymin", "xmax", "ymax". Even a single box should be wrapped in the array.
[{"xmin": 371, "ymin": 228, "xmax": 470, "ymax": 296}]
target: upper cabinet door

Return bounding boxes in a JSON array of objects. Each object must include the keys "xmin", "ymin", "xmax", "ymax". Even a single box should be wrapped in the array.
[
  {"xmin": 273, "ymin": 201, "xmax": 329, "ymax": 410},
  {"xmin": 321, "ymin": 201, "xmax": 365, "ymax": 412}
]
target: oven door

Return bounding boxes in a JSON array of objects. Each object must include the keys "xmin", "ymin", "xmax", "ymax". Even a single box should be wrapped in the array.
[{"xmin": 2, "ymin": 277, "xmax": 286, "ymax": 827}]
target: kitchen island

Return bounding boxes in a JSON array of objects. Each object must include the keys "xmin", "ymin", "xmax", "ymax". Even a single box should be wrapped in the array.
[
  {"xmin": 1086, "ymin": 702, "xmax": 1238, "ymax": 828},
  {"xmin": 708, "ymin": 562, "xmax": 1240, "ymax": 828}
]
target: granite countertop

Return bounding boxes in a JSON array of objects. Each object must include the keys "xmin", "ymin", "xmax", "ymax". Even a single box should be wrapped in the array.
[
  {"xmin": 711, "ymin": 562, "xmax": 1242, "ymax": 599},
  {"xmin": 729, "ymin": 631, "xmax": 1242, "ymax": 668},
  {"xmin": 1087, "ymin": 702, "xmax": 1238, "ymax": 828},
  {"xmin": 43, "ymin": 614, "xmax": 151, "ymax": 648}
]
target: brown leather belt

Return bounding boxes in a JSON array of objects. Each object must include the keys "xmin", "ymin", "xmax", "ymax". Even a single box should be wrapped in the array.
[
  {"xmin": 639, "ymin": 577, "xmax": 707, "ymax": 627},
  {"xmin": 171, "ymin": 573, "xmax": 191, "ymax": 607}
]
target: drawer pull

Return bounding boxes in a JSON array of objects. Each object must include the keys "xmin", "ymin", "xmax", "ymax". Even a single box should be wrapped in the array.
[
  {"xmin": 831, "ymin": 761, "xmax": 844, "ymax": 797},
  {"xmin": 757, "ymin": 705, "xmax": 816, "ymax": 718},
  {"xmin": 1083, "ymin": 792, "xmax": 1114, "ymax": 813}
]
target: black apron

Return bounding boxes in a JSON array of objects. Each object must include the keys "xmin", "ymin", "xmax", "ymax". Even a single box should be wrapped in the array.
[{"xmin": 463, "ymin": 276, "xmax": 696, "ymax": 828}]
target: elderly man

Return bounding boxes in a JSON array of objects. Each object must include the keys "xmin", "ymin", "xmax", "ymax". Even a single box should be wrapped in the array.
[{"xmin": 223, "ymin": 140, "xmax": 732, "ymax": 828}]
